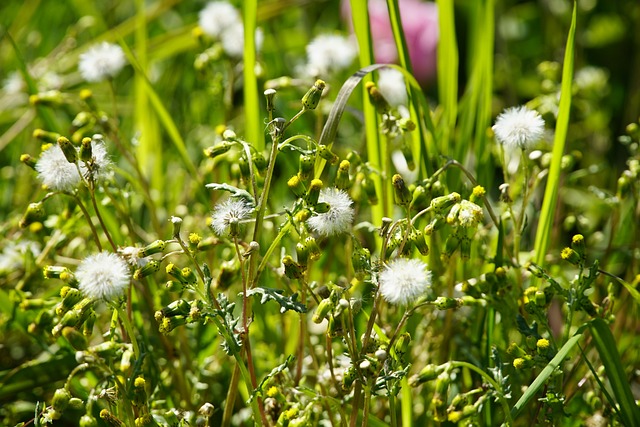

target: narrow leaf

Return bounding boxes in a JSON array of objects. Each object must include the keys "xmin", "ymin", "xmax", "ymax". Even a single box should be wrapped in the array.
[
  {"xmin": 245, "ymin": 287, "xmax": 307, "ymax": 313},
  {"xmin": 590, "ymin": 318, "xmax": 640, "ymax": 426}
]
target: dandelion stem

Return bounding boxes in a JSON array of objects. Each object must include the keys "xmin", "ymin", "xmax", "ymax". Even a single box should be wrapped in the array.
[{"xmin": 68, "ymin": 195, "xmax": 103, "ymax": 250}]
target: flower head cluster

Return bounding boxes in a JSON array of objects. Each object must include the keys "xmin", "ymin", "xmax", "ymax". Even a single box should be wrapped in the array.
[
  {"xmin": 35, "ymin": 138, "xmax": 111, "ymax": 192},
  {"xmin": 78, "ymin": 42, "xmax": 126, "ymax": 82},
  {"xmin": 307, "ymin": 188, "xmax": 355, "ymax": 237},
  {"xmin": 211, "ymin": 198, "xmax": 253, "ymax": 236},
  {"xmin": 492, "ymin": 106, "xmax": 545, "ymax": 149},
  {"xmin": 198, "ymin": 1, "xmax": 263, "ymax": 58},
  {"xmin": 76, "ymin": 252, "xmax": 131, "ymax": 301},
  {"xmin": 36, "ymin": 144, "xmax": 81, "ymax": 192},
  {"xmin": 305, "ymin": 34, "xmax": 357, "ymax": 77},
  {"xmin": 455, "ymin": 200, "xmax": 484, "ymax": 228},
  {"xmin": 379, "ymin": 258, "xmax": 432, "ymax": 305}
]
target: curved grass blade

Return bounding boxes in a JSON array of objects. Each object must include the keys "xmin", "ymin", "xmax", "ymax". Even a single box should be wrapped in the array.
[
  {"xmin": 533, "ymin": 2, "xmax": 576, "ymax": 266},
  {"xmin": 511, "ymin": 325, "xmax": 585, "ymax": 419},
  {"xmin": 589, "ymin": 318, "xmax": 640, "ymax": 426}
]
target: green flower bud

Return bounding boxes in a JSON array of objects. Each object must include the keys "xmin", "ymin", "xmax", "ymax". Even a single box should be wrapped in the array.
[
  {"xmin": 52, "ymin": 388, "xmax": 71, "ymax": 412},
  {"xmin": 287, "ymin": 175, "xmax": 307, "ymax": 198},
  {"xmin": 252, "ymin": 152, "xmax": 268, "ymax": 172},
  {"xmin": 571, "ymin": 234, "xmax": 586, "ymax": 260},
  {"xmin": 33, "ymin": 129, "xmax": 62, "ymax": 144},
  {"xmin": 317, "ymin": 144, "xmax": 338, "ymax": 164},
  {"xmin": 82, "ymin": 310, "xmax": 96, "ymax": 337},
  {"xmin": 561, "ymin": 247, "xmax": 580, "ymax": 265},
  {"xmin": 442, "ymin": 233, "xmax": 461, "ymax": 260},
  {"xmin": 365, "ymin": 81, "xmax": 390, "ymax": 114},
  {"xmin": 361, "ymin": 175, "xmax": 378, "ymax": 205},
  {"xmin": 132, "ymin": 376, "xmax": 147, "ymax": 407},
  {"xmin": 20, "ymin": 153, "xmax": 37, "ymax": 169},
  {"xmin": 19, "ymin": 202, "xmax": 45, "ymax": 228},
  {"xmin": 424, "ymin": 217, "xmax": 445, "ymax": 235},
  {"xmin": 133, "ymin": 260, "xmax": 160, "ymax": 280},
  {"xmin": 401, "ymin": 143, "xmax": 415, "ymax": 171},
  {"xmin": 352, "ymin": 247, "xmax": 371, "ymax": 278},
  {"xmin": 135, "ymin": 415, "xmax": 153, "ymax": 427},
  {"xmin": 392, "ymin": 174, "xmax": 412, "ymax": 207},
  {"xmin": 409, "ymin": 185, "xmax": 428, "ymax": 211},
  {"xmin": 302, "ymin": 79, "xmax": 325, "ymax": 110},
  {"xmin": 140, "ymin": 240, "xmax": 166, "ymax": 257},
  {"xmin": 79, "ymin": 137, "xmax": 93, "ymax": 162},
  {"xmin": 296, "ymin": 241, "xmax": 309, "ymax": 268},
  {"xmin": 460, "ymin": 235, "xmax": 471, "ymax": 260},
  {"xmin": 57, "ymin": 137, "xmax": 77, "ymax": 163},
  {"xmin": 327, "ymin": 314, "xmax": 343, "ymax": 338},
  {"xmin": 430, "ymin": 192, "xmax": 461, "ymax": 212},
  {"xmin": 52, "ymin": 309, "xmax": 81, "ymax": 336},
  {"xmin": 57, "ymin": 287, "xmax": 84, "ymax": 315},
  {"xmin": 306, "ymin": 179, "xmax": 323, "ymax": 206},
  {"xmin": 159, "ymin": 315, "xmax": 187, "ymax": 334},
  {"xmin": 411, "ymin": 228, "xmax": 429, "ymax": 256},
  {"xmin": 513, "ymin": 356, "xmax": 534, "ymax": 369},
  {"xmin": 336, "ymin": 160, "xmax": 351, "ymax": 190},
  {"xmin": 346, "ymin": 151, "xmax": 362, "ymax": 167},
  {"xmin": 506, "ymin": 342, "xmax": 528, "ymax": 358},
  {"xmin": 158, "ymin": 299, "xmax": 192, "ymax": 319},
  {"xmin": 100, "ymin": 409, "xmax": 124, "ymax": 427},
  {"xmin": 62, "ymin": 326, "xmax": 88, "ymax": 350},
  {"xmin": 312, "ymin": 298, "xmax": 334, "ymax": 323},
  {"xmin": 341, "ymin": 366, "xmax": 357, "ymax": 391},
  {"xmin": 204, "ymin": 141, "xmax": 233, "ymax": 158},
  {"xmin": 394, "ymin": 332, "xmax": 411, "ymax": 359},
  {"xmin": 435, "ymin": 296, "xmax": 462, "ymax": 310},
  {"xmin": 30, "ymin": 90, "xmax": 63, "ymax": 107},
  {"xmin": 282, "ymin": 255, "xmax": 304, "ymax": 280},
  {"xmin": 298, "ymin": 154, "xmax": 315, "ymax": 181}
]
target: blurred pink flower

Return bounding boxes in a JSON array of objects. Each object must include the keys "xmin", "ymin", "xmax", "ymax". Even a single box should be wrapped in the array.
[{"xmin": 343, "ymin": 0, "xmax": 438, "ymax": 83}]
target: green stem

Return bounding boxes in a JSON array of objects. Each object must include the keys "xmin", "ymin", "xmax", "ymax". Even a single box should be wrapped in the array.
[
  {"xmin": 448, "ymin": 361, "xmax": 513, "ymax": 425},
  {"xmin": 361, "ymin": 382, "xmax": 372, "ymax": 427},
  {"xmin": 69, "ymin": 193, "xmax": 102, "ymax": 251}
]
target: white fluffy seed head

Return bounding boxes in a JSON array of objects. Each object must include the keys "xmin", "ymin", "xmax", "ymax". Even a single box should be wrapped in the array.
[
  {"xmin": 211, "ymin": 198, "xmax": 253, "ymax": 236},
  {"xmin": 76, "ymin": 252, "xmax": 131, "ymax": 301},
  {"xmin": 492, "ymin": 105, "xmax": 545, "ymax": 149},
  {"xmin": 78, "ymin": 42, "xmax": 126, "ymax": 83},
  {"xmin": 307, "ymin": 188, "xmax": 355, "ymax": 237},
  {"xmin": 36, "ymin": 145, "xmax": 81, "ymax": 192},
  {"xmin": 379, "ymin": 258, "xmax": 432, "ymax": 306},
  {"xmin": 198, "ymin": 1, "xmax": 241, "ymax": 39},
  {"xmin": 305, "ymin": 34, "xmax": 358, "ymax": 77}
]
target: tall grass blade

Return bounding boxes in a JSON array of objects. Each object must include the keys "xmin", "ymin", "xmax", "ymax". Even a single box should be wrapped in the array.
[
  {"xmin": 385, "ymin": 0, "xmax": 434, "ymax": 177},
  {"xmin": 242, "ymin": 0, "xmax": 262, "ymax": 151},
  {"xmin": 589, "ymin": 318, "xmax": 640, "ymax": 426},
  {"xmin": 349, "ymin": 0, "xmax": 387, "ymax": 223},
  {"xmin": 435, "ymin": 0, "xmax": 458, "ymax": 155},
  {"xmin": 533, "ymin": 3, "xmax": 576, "ymax": 266}
]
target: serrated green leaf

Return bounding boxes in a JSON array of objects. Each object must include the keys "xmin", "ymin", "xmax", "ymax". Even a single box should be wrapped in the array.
[
  {"xmin": 245, "ymin": 287, "xmax": 307, "ymax": 313},
  {"xmin": 249, "ymin": 355, "xmax": 295, "ymax": 402},
  {"xmin": 205, "ymin": 183, "xmax": 256, "ymax": 206}
]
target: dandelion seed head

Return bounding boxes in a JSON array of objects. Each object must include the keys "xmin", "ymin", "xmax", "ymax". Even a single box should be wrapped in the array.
[
  {"xmin": 78, "ymin": 42, "xmax": 126, "ymax": 83},
  {"xmin": 76, "ymin": 252, "xmax": 131, "ymax": 301},
  {"xmin": 305, "ymin": 34, "xmax": 357, "ymax": 77},
  {"xmin": 492, "ymin": 106, "xmax": 545, "ymax": 149},
  {"xmin": 379, "ymin": 258, "xmax": 431, "ymax": 306},
  {"xmin": 307, "ymin": 187, "xmax": 354, "ymax": 237},
  {"xmin": 198, "ymin": 1, "xmax": 241, "ymax": 39},
  {"xmin": 220, "ymin": 23, "xmax": 264, "ymax": 58},
  {"xmin": 211, "ymin": 198, "xmax": 253, "ymax": 236},
  {"xmin": 36, "ymin": 145, "xmax": 81, "ymax": 192}
]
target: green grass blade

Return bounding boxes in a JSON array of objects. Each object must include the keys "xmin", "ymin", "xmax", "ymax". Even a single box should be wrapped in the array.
[
  {"xmin": 511, "ymin": 325, "xmax": 585, "ymax": 418},
  {"xmin": 589, "ymin": 318, "xmax": 640, "ymax": 426},
  {"xmin": 533, "ymin": 2, "xmax": 576, "ymax": 266},
  {"xmin": 242, "ymin": 0, "xmax": 262, "ymax": 151},
  {"xmin": 350, "ymin": 0, "xmax": 387, "ymax": 224},
  {"xmin": 435, "ymin": 0, "xmax": 458, "ymax": 155},
  {"xmin": 385, "ymin": 0, "xmax": 434, "ymax": 177}
]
